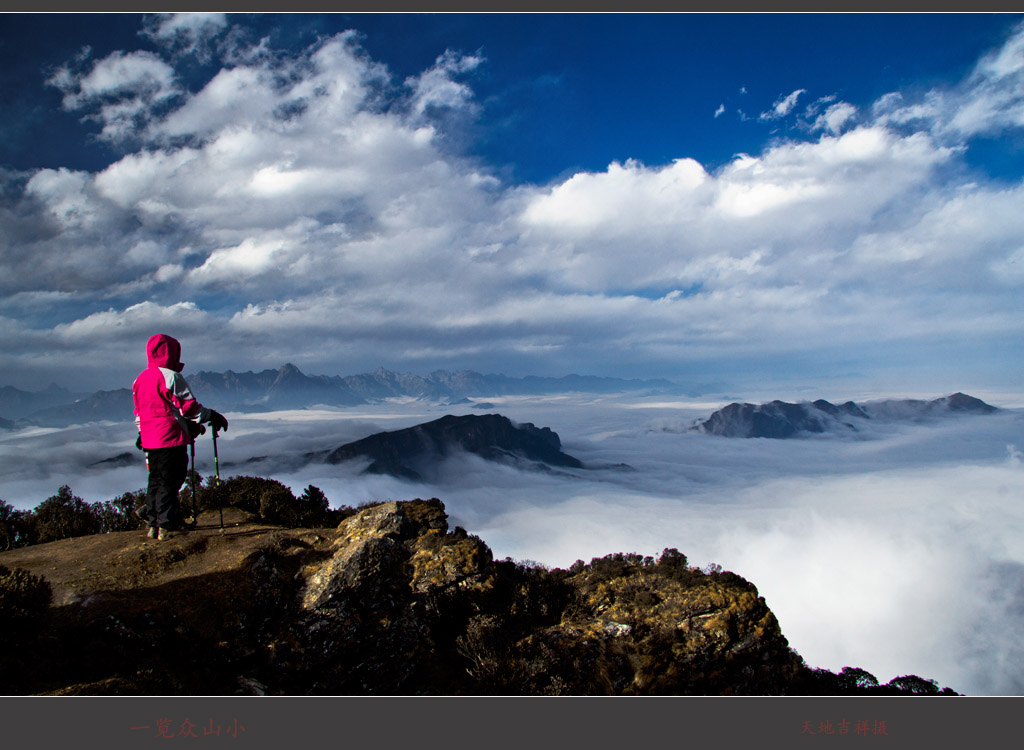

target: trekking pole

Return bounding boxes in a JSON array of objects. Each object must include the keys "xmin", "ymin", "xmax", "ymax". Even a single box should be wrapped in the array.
[
  {"xmin": 187, "ymin": 439, "xmax": 198, "ymax": 528},
  {"xmin": 213, "ymin": 425, "xmax": 224, "ymax": 534},
  {"xmin": 184, "ymin": 423, "xmax": 205, "ymax": 529}
]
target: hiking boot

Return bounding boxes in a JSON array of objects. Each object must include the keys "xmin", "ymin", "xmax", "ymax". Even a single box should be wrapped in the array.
[
  {"xmin": 147, "ymin": 526, "xmax": 158, "ymax": 540},
  {"xmin": 157, "ymin": 528, "xmax": 174, "ymax": 541}
]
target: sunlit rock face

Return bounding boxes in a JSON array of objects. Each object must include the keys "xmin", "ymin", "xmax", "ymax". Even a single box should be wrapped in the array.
[{"xmin": 287, "ymin": 499, "xmax": 799, "ymax": 694}]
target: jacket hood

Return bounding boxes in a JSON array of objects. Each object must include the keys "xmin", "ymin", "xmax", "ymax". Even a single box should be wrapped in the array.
[{"xmin": 146, "ymin": 333, "xmax": 184, "ymax": 372}]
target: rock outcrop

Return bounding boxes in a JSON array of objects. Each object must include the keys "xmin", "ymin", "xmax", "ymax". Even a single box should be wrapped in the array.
[
  {"xmin": 0, "ymin": 499, "xmax": 959, "ymax": 696},
  {"xmin": 0, "ymin": 499, "xmax": 849, "ymax": 696}
]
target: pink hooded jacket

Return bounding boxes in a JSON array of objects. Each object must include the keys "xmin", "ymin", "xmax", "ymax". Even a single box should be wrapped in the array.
[{"xmin": 133, "ymin": 334, "xmax": 210, "ymax": 449}]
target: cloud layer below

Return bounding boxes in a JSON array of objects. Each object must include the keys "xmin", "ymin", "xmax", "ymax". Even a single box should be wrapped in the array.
[{"xmin": 2, "ymin": 392, "xmax": 1023, "ymax": 696}]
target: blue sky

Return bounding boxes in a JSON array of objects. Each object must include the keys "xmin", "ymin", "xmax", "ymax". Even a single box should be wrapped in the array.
[{"xmin": 1, "ymin": 13, "xmax": 1023, "ymax": 396}]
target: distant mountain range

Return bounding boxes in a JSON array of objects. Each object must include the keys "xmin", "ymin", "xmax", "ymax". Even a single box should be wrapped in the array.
[
  {"xmin": 0, "ymin": 364, "xmax": 1004, "ymax": 443},
  {"xmin": 0, "ymin": 365, "xmax": 677, "ymax": 428},
  {"xmin": 0, "ymin": 384, "xmax": 90, "ymax": 420},
  {"xmin": 306, "ymin": 413, "xmax": 584, "ymax": 480},
  {"xmin": 188, "ymin": 364, "xmax": 677, "ymax": 408},
  {"xmin": 695, "ymin": 392, "xmax": 999, "ymax": 439}
]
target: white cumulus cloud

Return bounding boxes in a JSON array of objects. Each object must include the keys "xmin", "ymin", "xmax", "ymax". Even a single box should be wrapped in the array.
[
  {"xmin": 47, "ymin": 49, "xmax": 181, "ymax": 142},
  {"xmin": 761, "ymin": 88, "xmax": 806, "ymax": 120},
  {"xmin": 141, "ymin": 12, "xmax": 228, "ymax": 58},
  {"xmin": 812, "ymin": 101, "xmax": 858, "ymax": 134},
  {"xmin": 3, "ymin": 17, "xmax": 1024, "ymax": 392},
  {"xmin": 405, "ymin": 49, "xmax": 484, "ymax": 118}
]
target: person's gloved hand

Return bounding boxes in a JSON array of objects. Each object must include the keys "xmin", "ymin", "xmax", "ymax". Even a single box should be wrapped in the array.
[
  {"xmin": 136, "ymin": 433, "xmax": 143, "ymax": 451},
  {"xmin": 186, "ymin": 421, "xmax": 206, "ymax": 441},
  {"xmin": 210, "ymin": 410, "xmax": 229, "ymax": 433}
]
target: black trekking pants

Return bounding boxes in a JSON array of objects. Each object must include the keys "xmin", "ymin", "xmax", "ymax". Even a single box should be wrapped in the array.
[{"xmin": 144, "ymin": 445, "xmax": 189, "ymax": 530}]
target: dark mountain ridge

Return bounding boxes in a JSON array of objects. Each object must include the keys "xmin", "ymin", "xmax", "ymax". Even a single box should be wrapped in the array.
[
  {"xmin": 696, "ymin": 392, "xmax": 998, "ymax": 439},
  {"xmin": 310, "ymin": 413, "xmax": 584, "ymax": 480}
]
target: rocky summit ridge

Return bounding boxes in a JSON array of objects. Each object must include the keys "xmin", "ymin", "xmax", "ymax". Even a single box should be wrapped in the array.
[{"xmin": 0, "ymin": 500, "xmax": 958, "ymax": 696}]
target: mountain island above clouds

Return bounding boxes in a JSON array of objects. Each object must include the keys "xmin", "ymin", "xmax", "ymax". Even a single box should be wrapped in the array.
[
  {"xmin": 694, "ymin": 392, "xmax": 999, "ymax": 439},
  {"xmin": 283, "ymin": 391, "xmax": 1001, "ymax": 480},
  {"xmin": 306, "ymin": 413, "xmax": 584, "ymax": 480}
]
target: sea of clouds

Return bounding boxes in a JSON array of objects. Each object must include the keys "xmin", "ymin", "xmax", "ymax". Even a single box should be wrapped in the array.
[{"xmin": 2, "ymin": 391, "xmax": 1023, "ymax": 696}]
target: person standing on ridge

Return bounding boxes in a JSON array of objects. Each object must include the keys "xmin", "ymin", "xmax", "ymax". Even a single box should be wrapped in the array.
[{"xmin": 133, "ymin": 333, "xmax": 229, "ymax": 541}]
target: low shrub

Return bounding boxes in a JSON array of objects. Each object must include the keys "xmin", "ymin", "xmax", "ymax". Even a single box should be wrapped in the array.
[
  {"xmin": 885, "ymin": 674, "xmax": 942, "ymax": 694},
  {"xmin": 208, "ymin": 475, "xmax": 290, "ymax": 515},
  {"xmin": 179, "ymin": 470, "xmax": 204, "ymax": 516},
  {"xmin": 96, "ymin": 490, "xmax": 148, "ymax": 533},
  {"xmin": 33, "ymin": 486, "xmax": 101, "ymax": 543},
  {"xmin": 0, "ymin": 564, "xmax": 52, "ymax": 635},
  {"xmin": 0, "ymin": 500, "xmax": 36, "ymax": 550},
  {"xmin": 257, "ymin": 484, "xmax": 303, "ymax": 527},
  {"xmin": 793, "ymin": 664, "xmax": 959, "ymax": 695},
  {"xmin": 205, "ymin": 476, "xmax": 335, "ymax": 528}
]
